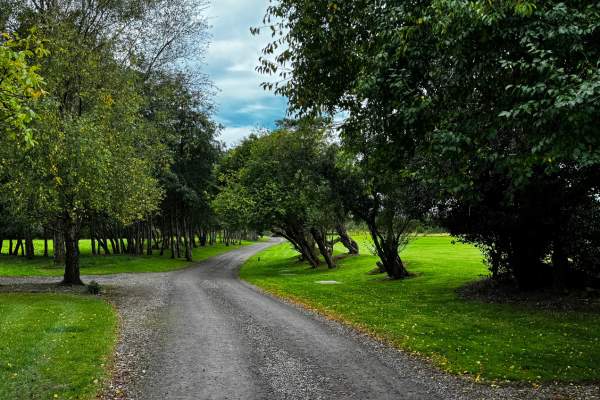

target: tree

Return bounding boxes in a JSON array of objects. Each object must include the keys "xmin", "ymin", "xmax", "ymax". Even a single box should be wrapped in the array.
[
  {"xmin": 1, "ymin": 0, "xmax": 217, "ymax": 283},
  {"xmin": 326, "ymin": 149, "xmax": 433, "ymax": 279},
  {"xmin": 216, "ymin": 123, "xmax": 357, "ymax": 268},
  {"xmin": 405, "ymin": 1, "xmax": 600, "ymax": 289},
  {"xmin": 145, "ymin": 72, "xmax": 222, "ymax": 260},
  {"xmin": 1, "ymin": 1, "xmax": 168, "ymax": 283},
  {"xmin": 257, "ymin": 0, "xmax": 600, "ymax": 288},
  {"xmin": 254, "ymin": 0, "xmax": 437, "ymax": 279}
]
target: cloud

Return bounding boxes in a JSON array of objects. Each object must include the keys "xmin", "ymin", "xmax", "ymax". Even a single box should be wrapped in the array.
[
  {"xmin": 238, "ymin": 103, "xmax": 274, "ymax": 114},
  {"xmin": 203, "ymin": 0, "xmax": 287, "ymax": 146},
  {"xmin": 218, "ymin": 126, "xmax": 258, "ymax": 148}
]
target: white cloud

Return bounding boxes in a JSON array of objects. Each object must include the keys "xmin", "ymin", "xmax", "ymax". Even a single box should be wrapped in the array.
[
  {"xmin": 226, "ymin": 61, "xmax": 257, "ymax": 72},
  {"xmin": 202, "ymin": 0, "xmax": 286, "ymax": 146},
  {"xmin": 238, "ymin": 103, "xmax": 274, "ymax": 114},
  {"xmin": 218, "ymin": 126, "xmax": 258, "ymax": 147}
]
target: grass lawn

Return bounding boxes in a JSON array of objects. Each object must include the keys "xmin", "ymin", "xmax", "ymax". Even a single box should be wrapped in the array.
[
  {"xmin": 0, "ymin": 239, "xmax": 253, "ymax": 277},
  {"xmin": 240, "ymin": 235, "xmax": 600, "ymax": 383},
  {"xmin": 0, "ymin": 293, "xmax": 116, "ymax": 399}
]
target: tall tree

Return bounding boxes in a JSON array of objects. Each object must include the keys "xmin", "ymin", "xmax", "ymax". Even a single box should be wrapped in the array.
[{"xmin": 257, "ymin": 0, "xmax": 600, "ymax": 287}]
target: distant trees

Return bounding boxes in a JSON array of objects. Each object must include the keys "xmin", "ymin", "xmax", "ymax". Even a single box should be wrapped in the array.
[
  {"xmin": 257, "ymin": 1, "xmax": 600, "ymax": 288},
  {"xmin": 146, "ymin": 72, "xmax": 222, "ymax": 261}
]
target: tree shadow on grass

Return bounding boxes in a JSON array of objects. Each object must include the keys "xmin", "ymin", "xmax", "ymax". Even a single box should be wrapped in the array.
[{"xmin": 0, "ymin": 282, "xmax": 88, "ymax": 294}]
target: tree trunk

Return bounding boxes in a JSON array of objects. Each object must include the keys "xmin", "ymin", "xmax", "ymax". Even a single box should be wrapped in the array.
[
  {"xmin": 383, "ymin": 247, "xmax": 408, "ymax": 279},
  {"xmin": 170, "ymin": 215, "xmax": 176, "ymax": 259},
  {"xmin": 300, "ymin": 236, "xmax": 320, "ymax": 268},
  {"xmin": 280, "ymin": 226, "xmax": 320, "ymax": 268},
  {"xmin": 367, "ymin": 221, "xmax": 409, "ymax": 279},
  {"xmin": 311, "ymin": 227, "xmax": 335, "ymax": 268},
  {"xmin": 175, "ymin": 214, "xmax": 181, "ymax": 258},
  {"xmin": 91, "ymin": 223, "xmax": 97, "ymax": 256},
  {"xmin": 25, "ymin": 232, "xmax": 34, "ymax": 259},
  {"xmin": 336, "ymin": 224, "xmax": 359, "ymax": 255},
  {"xmin": 54, "ymin": 227, "xmax": 65, "ymax": 265},
  {"xmin": 147, "ymin": 217, "xmax": 153, "ymax": 256},
  {"xmin": 183, "ymin": 218, "xmax": 192, "ymax": 262},
  {"xmin": 8, "ymin": 239, "xmax": 13, "ymax": 256},
  {"xmin": 109, "ymin": 237, "xmax": 117, "ymax": 254},
  {"xmin": 62, "ymin": 215, "xmax": 83, "ymax": 285},
  {"xmin": 160, "ymin": 221, "xmax": 166, "ymax": 256},
  {"xmin": 98, "ymin": 237, "xmax": 110, "ymax": 255},
  {"xmin": 191, "ymin": 227, "xmax": 197, "ymax": 248},
  {"xmin": 14, "ymin": 239, "xmax": 23, "ymax": 256},
  {"xmin": 138, "ymin": 223, "xmax": 144, "ymax": 255}
]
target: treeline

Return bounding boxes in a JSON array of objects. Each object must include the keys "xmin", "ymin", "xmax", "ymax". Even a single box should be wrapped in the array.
[
  {"xmin": 0, "ymin": 0, "xmax": 244, "ymax": 284},
  {"xmin": 226, "ymin": 0, "xmax": 599, "ymax": 291}
]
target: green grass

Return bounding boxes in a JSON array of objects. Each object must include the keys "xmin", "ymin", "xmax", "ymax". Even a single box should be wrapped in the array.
[
  {"xmin": 240, "ymin": 234, "xmax": 600, "ymax": 383},
  {"xmin": 0, "ymin": 293, "xmax": 116, "ymax": 399},
  {"xmin": 0, "ymin": 239, "xmax": 252, "ymax": 277}
]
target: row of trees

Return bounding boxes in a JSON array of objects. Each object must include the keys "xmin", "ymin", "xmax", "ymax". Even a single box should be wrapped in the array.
[
  {"xmin": 0, "ymin": 0, "xmax": 231, "ymax": 284},
  {"xmin": 237, "ymin": 0, "xmax": 600, "ymax": 290}
]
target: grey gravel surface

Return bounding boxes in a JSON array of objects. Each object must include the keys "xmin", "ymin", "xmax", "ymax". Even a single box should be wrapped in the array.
[{"xmin": 1, "ymin": 241, "xmax": 599, "ymax": 400}]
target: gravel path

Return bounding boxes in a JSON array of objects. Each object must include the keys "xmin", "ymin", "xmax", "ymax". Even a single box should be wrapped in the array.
[{"xmin": 1, "ymin": 241, "xmax": 598, "ymax": 399}]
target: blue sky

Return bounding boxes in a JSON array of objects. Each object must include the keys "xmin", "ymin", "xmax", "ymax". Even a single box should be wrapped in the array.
[{"xmin": 205, "ymin": 0, "xmax": 287, "ymax": 146}]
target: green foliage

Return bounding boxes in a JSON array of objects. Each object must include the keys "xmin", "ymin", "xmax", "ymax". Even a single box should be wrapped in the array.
[
  {"xmin": 0, "ymin": 31, "xmax": 46, "ymax": 146},
  {"xmin": 241, "ymin": 235, "xmax": 600, "ymax": 382},
  {"xmin": 212, "ymin": 184, "xmax": 255, "ymax": 233},
  {"xmin": 0, "ymin": 0, "xmax": 218, "ymax": 281},
  {"xmin": 1, "ymin": 4, "xmax": 165, "ymax": 233},
  {"xmin": 0, "ymin": 293, "xmax": 116, "ymax": 399},
  {"xmin": 214, "ymin": 122, "xmax": 348, "ymax": 267},
  {"xmin": 258, "ymin": 0, "xmax": 600, "ymax": 288},
  {"xmin": 146, "ymin": 72, "xmax": 222, "ymax": 227},
  {"xmin": 215, "ymin": 123, "xmax": 335, "ymax": 233}
]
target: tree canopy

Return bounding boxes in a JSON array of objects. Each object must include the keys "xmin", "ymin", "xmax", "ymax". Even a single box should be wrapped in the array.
[
  {"xmin": 0, "ymin": 0, "xmax": 220, "ymax": 284},
  {"xmin": 256, "ymin": 0, "xmax": 600, "ymax": 288}
]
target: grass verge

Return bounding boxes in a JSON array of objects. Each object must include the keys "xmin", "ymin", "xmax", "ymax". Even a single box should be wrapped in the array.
[
  {"xmin": 240, "ymin": 235, "xmax": 600, "ymax": 383},
  {"xmin": 0, "ymin": 293, "xmax": 117, "ymax": 399},
  {"xmin": 0, "ymin": 240, "xmax": 253, "ymax": 277}
]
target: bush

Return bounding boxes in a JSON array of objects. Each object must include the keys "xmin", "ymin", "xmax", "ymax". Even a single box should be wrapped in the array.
[{"xmin": 87, "ymin": 280, "xmax": 101, "ymax": 295}]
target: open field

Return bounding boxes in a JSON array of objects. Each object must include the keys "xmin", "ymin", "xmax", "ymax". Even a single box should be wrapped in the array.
[
  {"xmin": 0, "ymin": 239, "xmax": 252, "ymax": 277},
  {"xmin": 0, "ymin": 293, "xmax": 116, "ymax": 399},
  {"xmin": 240, "ymin": 235, "xmax": 600, "ymax": 383}
]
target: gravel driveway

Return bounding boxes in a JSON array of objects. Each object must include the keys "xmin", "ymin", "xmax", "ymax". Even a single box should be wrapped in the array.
[{"xmin": 1, "ymin": 240, "xmax": 598, "ymax": 399}]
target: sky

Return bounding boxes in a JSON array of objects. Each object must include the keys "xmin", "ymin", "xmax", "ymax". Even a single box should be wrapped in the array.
[{"xmin": 204, "ymin": 0, "xmax": 287, "ymax": 147}]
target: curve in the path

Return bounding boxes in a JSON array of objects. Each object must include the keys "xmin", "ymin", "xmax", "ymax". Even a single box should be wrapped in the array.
[{"xmin": 138, "ymin": 240, "xmax": 443, "ymax": 400}]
